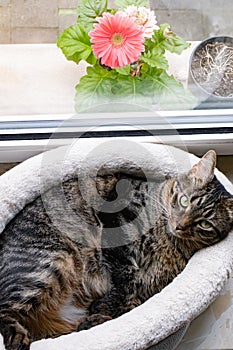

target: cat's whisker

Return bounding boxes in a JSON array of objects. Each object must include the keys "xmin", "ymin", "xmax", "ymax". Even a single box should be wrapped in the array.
[{"xmin": 144, "ymin": 193, "xmax": 169, "ymax": 215}]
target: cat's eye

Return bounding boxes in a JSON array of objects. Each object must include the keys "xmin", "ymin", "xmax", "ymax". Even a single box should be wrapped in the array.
[
  {"xmin": 199, "ymin": 220, "xmax": 212, "ymax": 230},
  {"xmin": 179, "ymin": 194, "xmax": 189, "ymax": 208}
]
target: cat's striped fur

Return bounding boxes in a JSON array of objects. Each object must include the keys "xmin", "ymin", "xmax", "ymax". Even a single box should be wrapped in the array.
[{"xmin": 0, "ymin": 150, "xmax": 232, "ymax": 349}]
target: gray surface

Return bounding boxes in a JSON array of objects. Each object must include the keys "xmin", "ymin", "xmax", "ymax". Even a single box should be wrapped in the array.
[
  {"xmin": 147, "ymin": 323, "xmax": 190, "ymax": 350},
  {"xmin": 1, "ymin": 0, "xmax": 233, "ymax": 43}
]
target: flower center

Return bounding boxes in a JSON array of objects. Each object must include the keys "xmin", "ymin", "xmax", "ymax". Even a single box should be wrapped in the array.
[{"xmin": 112, "ymin": 33, "xmax": 124, "ymax": 46}]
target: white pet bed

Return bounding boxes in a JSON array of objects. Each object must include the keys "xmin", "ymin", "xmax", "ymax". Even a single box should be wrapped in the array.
[{"xmin": 0, "ymin": 139, "xmax": 233, "ymax": 350}]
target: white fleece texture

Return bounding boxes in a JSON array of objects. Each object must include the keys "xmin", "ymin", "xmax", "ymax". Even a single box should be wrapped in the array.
[{"xmin": 0, "ymin": 139, "xmax": 233, "ymax": 350}]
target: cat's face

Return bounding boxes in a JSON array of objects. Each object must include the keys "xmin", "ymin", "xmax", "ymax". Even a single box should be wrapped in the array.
[{"xmin": 165, "ymin": 151, "xmax": 233, "ymax": 247}]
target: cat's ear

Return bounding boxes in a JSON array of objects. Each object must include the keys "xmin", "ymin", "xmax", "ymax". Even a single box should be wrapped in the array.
[{"xmin": 189, "ymin": 150, "xmax": 216, "ymax": 185}]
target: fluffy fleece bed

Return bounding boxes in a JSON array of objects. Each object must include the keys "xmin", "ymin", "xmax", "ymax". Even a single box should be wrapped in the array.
[{"xmin": 0, "ymin": 139, "xmax": 233, "ymax": 350}]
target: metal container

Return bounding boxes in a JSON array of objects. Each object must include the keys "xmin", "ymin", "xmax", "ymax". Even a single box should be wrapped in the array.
[{"xmin": 188, "ymin": 36, "xmax": 233, "ymax": 109}]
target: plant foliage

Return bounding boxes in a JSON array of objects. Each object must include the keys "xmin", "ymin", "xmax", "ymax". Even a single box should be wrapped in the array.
[{"xmin": 57, "ymin": 0, "xmax": 196, "ymax": 112}]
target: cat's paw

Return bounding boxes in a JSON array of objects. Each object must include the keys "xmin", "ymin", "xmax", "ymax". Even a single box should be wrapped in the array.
[
  {"xmin": 89, "ymin": 298, "xmax": 111, "ymax": 315},
  {"xmin": 2, "ymin": 321, "xmax": 31, "ymax": 350},
  {"xmin": 77, "ymin": 313, "xmax": 112, "ymax": 331}
]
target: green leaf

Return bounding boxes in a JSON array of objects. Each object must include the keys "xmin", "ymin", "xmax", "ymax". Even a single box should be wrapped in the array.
[
  {"xmin": 144, "ymin": 68, "xmax": 197, "ymax": 110},
  {"xmin": 57, "ymin": 24, "xmax": 97, "ymax": 64},
  {"xmin": 77, "ymin": 0, "xmax": 108, "ymax": 32},
  {"xmin": 147, "ymin": 23, "xmax": 190, "ymax": 56},
  {"xmin": 115, "ymin": 65, "xmax": 131, "ymax": 75},
  {"xmin": 141, "ymin": 51, "xmax": 168, "ymax": 70},
  {"xmin": 75, "ymin": 65, "xmax": 118, "ymax": 112},
  {"xmin": 115, "ymin": 0, "xmax": 149, "ymax": 10},
  {"xmin": 113, "ymin": 74, "xmax": 154, "ymax": 108},
  {"xmin": 75, "ymin": 65, "xmax": 197, "ymax": 112},
  {"xmin": 162, "ymin": 34, "xmax": 190, "ymax": 55},
  {"xmin": 160, "ymin": 24, "xmax": 190, "ymax": 54}
]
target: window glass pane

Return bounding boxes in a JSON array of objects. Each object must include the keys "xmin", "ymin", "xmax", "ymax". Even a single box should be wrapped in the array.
[{"xmin": 0, "ymin": 0, "xmax": 232, "ymax": 160}]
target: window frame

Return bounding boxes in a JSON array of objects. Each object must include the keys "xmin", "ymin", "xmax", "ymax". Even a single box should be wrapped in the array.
[{"xmin": 0, "ymin": 109, "xmax": 232, "ymax": 162}]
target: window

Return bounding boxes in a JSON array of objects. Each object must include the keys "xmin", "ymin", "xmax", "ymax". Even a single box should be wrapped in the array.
[{"xmin": 0, "ymin": 0, "xmax": 233, "ymax": 162}]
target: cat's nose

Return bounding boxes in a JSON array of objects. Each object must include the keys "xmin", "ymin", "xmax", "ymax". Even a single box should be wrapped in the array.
[{"xmin": 176, "ymin": 223, "xmax": 186, "ymax": 231}]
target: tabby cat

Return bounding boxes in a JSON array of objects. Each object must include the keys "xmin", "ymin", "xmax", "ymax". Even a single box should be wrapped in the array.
[{"xmin": 0, "ymin": 150, "xmax": 233, "ymax": 350}]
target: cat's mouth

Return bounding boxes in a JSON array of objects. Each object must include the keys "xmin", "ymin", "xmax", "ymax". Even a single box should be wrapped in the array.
[
  {"xmin": 173, "ymin": 229, "xmax": 190, "ymax": 239},
  {"xmin": 168, "ymin": 221, "xmax": 190, "ymax": 239},
  {"xmin": 175, "ymin": 223, "xmax": 190, "ymax": 236}
]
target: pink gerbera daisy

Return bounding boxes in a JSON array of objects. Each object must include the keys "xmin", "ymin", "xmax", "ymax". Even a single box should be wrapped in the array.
[{"xmin": 89, "ymin": 12, "xmax": 145, "ymax": 68}]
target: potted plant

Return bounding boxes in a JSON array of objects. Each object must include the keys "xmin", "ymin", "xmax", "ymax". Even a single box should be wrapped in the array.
[
  {"xmin": 57, "ymin": 0, "xmax": 196, "ymax": 112},
  {"xmin": 189, "ymin": 35, "xmax": 233, "ymax": 109}
]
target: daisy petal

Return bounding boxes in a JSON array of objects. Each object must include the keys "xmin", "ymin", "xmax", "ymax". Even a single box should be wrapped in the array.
[{"xmin": 89, "ymin": 12, "xmax": 145, "ymax": 68}]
